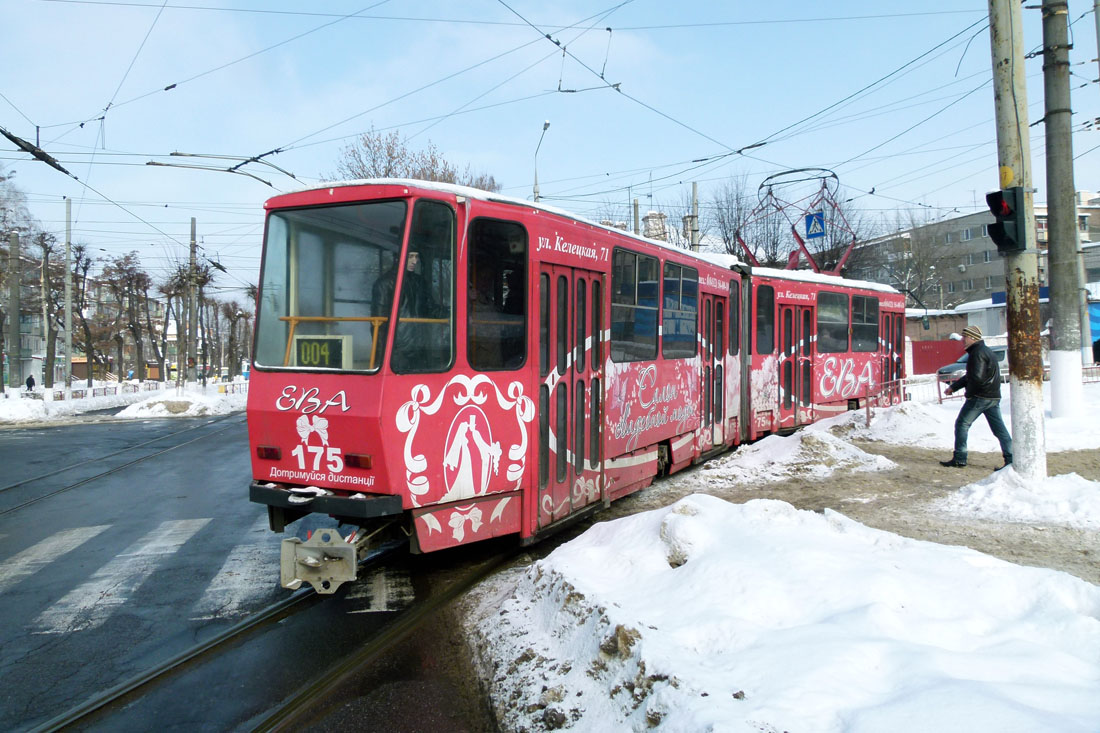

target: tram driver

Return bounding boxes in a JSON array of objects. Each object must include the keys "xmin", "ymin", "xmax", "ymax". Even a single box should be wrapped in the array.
[{"xmin": 373, "ymin": 248, "xmax": 441, "ymax": 371}]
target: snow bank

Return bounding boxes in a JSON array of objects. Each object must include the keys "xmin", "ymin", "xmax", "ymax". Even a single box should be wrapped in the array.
[
  {"xmin": 697, "ymin": 429, "xmax": 895, "ymax": 486},
  {"xmin": 936, "ymin": 467, "xmax": 1100, "ymax": 530},
  {"xmin": 467, "ymin": 495, "xmax": 1100, "ymax": 732},
  {"xmin": 115, "ymin": 387, "xmax": 247, "ymax": 418}
]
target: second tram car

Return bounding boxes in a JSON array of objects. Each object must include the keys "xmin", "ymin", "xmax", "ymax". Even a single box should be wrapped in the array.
[{"xmin": 246, "ymin": 180, "xmax": 905, "ymax": 592}]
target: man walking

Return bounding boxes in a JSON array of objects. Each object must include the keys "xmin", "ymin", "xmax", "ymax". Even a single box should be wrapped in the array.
[{"xmin": 940, "ymin": 325, "xmax": 1013, "ymax": 469}]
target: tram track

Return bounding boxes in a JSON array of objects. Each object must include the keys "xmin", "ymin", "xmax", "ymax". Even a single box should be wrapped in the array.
[
  {"xmin": 31, "ymin": 542, "xmax": 406, "ymax": 733},
  {"xmin": 252, "ymin": 546, "xmax": 516, "ymax": 732},
  {"xmin": 0, "ymin": 413, "xmax": 245, "ymax": 517}
]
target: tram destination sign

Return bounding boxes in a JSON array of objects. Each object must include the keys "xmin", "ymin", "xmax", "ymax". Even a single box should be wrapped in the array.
[{"xmin": 293, "ymin": 334, "xmax": 352, "ymax": 369}]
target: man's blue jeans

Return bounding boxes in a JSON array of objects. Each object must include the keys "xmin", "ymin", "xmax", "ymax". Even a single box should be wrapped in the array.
[{"xmin": 953, "ymin": 397, "xmax": 1013, "ymax": 465}]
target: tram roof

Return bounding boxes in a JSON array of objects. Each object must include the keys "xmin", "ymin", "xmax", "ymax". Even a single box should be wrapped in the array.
[{"xmin": 268, "ymin": 179, "xmax": 898, "ymax": 295}]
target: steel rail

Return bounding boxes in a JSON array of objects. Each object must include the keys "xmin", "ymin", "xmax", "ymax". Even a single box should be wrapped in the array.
[
  {"xmin": 30, "ymin": 543, "xmax": 403, "ymax": 732},
  {"xmin": 252, "ymin": 549, "xmax": 516, "ymax": 732}
]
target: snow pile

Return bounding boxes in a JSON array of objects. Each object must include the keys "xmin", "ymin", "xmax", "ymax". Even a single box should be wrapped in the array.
[
  {"xmin": 936, "ymin": 467, "xmax": 1100, "ymax": 530},
  {"xmin": 0, "ymin": 387, "xmax": 147, "ymax": 423},
  {"xmin": 467, "ymin": 495, "xmax": 1100, "ymax": 732},
  {"xmin": 115, "ymin": 387, "xmax": 247, "ymax": 418},
  {"xmin": 697, "ymin": 429, "xmax": 894, "ymax": 487},
  {"xmin": 818, "ymin": 399, "xmax": 945, "ymax": 445}
]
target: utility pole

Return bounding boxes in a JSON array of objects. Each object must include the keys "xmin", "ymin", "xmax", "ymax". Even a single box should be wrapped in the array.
[
  {"xmin": 7, "ymin": 231, "xmax": 22, "ymax": 390},
  {"xmin": 40, "ymin": 244, "xmax": 48, "ymax": 387},
  {"xmin": 187, "ymin": 217, "xmax": 198, "ymax": 384},
  {"xmin": 1043, "ymin": 0, "xmax": 1084, "ymax": 417},
  {"xmin": 633, "ymin": 198, "xmax": 640, "ymax": 235},
  {"xmin": 64, "ymin": 198, "xmax": 72, "ymax": 392},
  {"xmin": 988, "ymin": 0, "xmax": 1047, "ymax": 480},
  {"xmin": 691, "ymin": 182, "xmax": 701, "ymax": 252}
]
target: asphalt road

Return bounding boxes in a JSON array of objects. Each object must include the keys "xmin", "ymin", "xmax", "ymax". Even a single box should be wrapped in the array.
[
  {"xmin": 0, "ymin": 414, "xmax": 500, "ymax": 732},
  {"xmin": 0, "ymin": 414, "xmax": 294, "ymax": 730}
]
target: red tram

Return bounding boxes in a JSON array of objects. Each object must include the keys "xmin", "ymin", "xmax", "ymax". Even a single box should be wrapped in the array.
[{"xmin": 246, "ymin": 180, "xmax": 905, "ymax": 592}]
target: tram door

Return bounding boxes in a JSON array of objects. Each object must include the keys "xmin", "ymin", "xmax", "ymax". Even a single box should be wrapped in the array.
[
  {"xmin": 779, "ymin": 304, "xmax": 814, "ymax": 426},
  {"xmin": 882, "ymin": 310, "xmax": 903, "ymax": 402},
  {"xmin": 537, "ymin": 265, "xmax": 604, "ymax": 528},
  {"xmin": 699, "ymin": 294, "xmax": 727, "ymax": 449}
]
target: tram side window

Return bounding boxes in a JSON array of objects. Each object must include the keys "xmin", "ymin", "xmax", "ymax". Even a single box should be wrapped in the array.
[
  {"xmin": 467, "ymin": 218, "xmax": 527, "ymax": 370},
  {"xmin": 729, "ymin": 279, "xmax": 740, "ymax": 355},
  {"xmin": 255, "ymin": 200, "xmax": 407, "ymax": 372},
  {"xmin": 755, "ymin": 284, "xmax": 775, "ymax": 354},
  {"xmin": 851, "ymin": 295, "xmax": 879, "ymax": 352},
  {"xmin": 817, "ymin": 291, "xmax": 849, "ymax": 353},
  {"xmin": 662, "ymin": 263, "xmax": 698, "ymax": 358},
  {"xmin": 610, "ymin": 249, "xmax": 658, "ymax": 362},
  {"xmin": 391, "ymin": 200, "xmax": 456, "ymax": 373}
]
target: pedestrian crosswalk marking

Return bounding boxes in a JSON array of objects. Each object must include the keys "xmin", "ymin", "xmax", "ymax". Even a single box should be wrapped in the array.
[
  {"xmin": 0, "ymin": 526, "xmax": 110, "ymax": 594},
  {"xmin": 33, "ymin": 519, "xmax": 211, "ymax": 634},
  {"xmin": 189, "ymin": 514, "xmax": 280, "ymax": 620}
]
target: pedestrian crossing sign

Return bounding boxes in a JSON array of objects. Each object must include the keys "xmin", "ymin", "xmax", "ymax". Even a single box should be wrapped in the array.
[{"xmin": 805, "ymin": 211, "xmax": 825, "ymax": 239}]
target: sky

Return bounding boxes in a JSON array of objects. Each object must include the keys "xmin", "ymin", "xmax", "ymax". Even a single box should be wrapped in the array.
[
  {"xmin": 467, "ymin": 379, "xmax": 1100, "ymax": 733},
  {"xmin": 4, "ymin": 2, "xmax": 1100, "ymax": 300}
]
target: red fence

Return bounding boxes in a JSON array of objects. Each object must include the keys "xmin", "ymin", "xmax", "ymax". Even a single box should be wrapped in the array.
[{"xmin": 911, "ymin": 340, "xmax": 964, "ymax": 375}]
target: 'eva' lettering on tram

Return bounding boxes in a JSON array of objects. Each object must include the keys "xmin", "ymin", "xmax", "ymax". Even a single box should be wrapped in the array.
[
  {"xmin": 819, "ymin": 358, "xmax": 874, "ymax": 399},
  {"xmin": 275, "ymin": 386, "xmax": 351, "ymax": 414}
]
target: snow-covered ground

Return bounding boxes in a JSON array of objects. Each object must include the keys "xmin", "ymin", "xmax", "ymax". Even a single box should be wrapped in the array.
[
  {"xmin": 0, "ymin": 380, "xmax": 247, "ymax": 424},
  {"xmin": 6, "ymin": 375, "xmax": 1100, "ymax": 731},
  {"xmin": 467, "ymin": 381, "xmax": 1100, "ymax": 733}
]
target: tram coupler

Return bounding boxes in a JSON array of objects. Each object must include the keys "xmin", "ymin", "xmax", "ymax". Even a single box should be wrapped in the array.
[{"xmin": 281, "ymin": 528, "xmax": 359, "ymax": 594}]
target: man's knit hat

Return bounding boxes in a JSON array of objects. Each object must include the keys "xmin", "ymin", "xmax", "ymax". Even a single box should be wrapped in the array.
[{"xmin": 962, "ymin": 325, "xmax": 983, "ymax": 341}]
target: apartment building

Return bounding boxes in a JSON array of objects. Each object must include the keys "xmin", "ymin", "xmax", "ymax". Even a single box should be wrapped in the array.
[{"xmin": 849, "ymin": 192, "xmax": 1100, "ymax": 307}]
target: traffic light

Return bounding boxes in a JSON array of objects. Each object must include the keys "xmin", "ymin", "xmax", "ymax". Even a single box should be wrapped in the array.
[{"xmin": 985, "ymin": 186, "xmax": 1027, "ymax": 254}]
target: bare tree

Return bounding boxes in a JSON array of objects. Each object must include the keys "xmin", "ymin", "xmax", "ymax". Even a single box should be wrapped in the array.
[
  {"xmin": 847, "ymin": 210, "xmax": 963, "ymax": 308},
  {"xmin": 332, "ymin": 125, "xmax": 501, "ymax": 191},
  {"xmin": 102, "ymin": 253, "xmax": 153, "ymax": 380},
  {"xmin": 709, "ymin": 175, "xmax": 788, "ymax": 266},
  {"xmin": 709, "ymin": 175, "xmax": 755, "ymax": 256},
  {"xmin": 34, "ymin": 231, "xmax": 66, "ymax": 387},
  {"xmin": 220, "ymin": 300, "xmax": 251, "ymax": 378},
  {"xmin": 70, "ymin": 245, "xmax": 116, "ymax": 385},
  {"xmin": 161, "ymin": 265, "xmax": 191, "ymax": 381}
]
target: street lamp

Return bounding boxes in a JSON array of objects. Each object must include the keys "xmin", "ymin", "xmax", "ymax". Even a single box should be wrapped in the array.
[{"xmin": 533, "ymin": 120, "xmax": 550, "ymax": 202}]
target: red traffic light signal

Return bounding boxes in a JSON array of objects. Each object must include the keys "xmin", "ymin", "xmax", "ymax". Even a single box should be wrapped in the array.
[{"xmin": 985, "ymin": 186, "xmax": 1027, "ymax": 254}]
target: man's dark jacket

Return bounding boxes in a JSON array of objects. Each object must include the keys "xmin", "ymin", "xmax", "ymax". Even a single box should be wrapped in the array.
[{"xmin": 950, "ymin": 340, "xmax": 1002, "ymax": 398}]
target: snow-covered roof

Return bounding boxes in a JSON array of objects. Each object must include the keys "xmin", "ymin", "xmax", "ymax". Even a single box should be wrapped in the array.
[
  {"xmin": 905, "ymin": 307, "xmax": 958, "ymax": 318},
  {"xmin": 751, "ymin": 266, "xmax": 900, "ymax": 294},
  {"xmin": 954, "ymin": 297, "xmax": 998, "ymax": 313}
]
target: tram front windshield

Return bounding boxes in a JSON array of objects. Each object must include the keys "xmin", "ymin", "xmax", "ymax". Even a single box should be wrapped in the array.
[{"xmin": 254, "ymin": 199, "xmax": 455, "ymax": 373}]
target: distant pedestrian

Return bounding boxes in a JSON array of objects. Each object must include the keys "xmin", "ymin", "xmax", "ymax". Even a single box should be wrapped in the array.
[
  {"xmin": 940, "ymin": 325, "xmax": 1013, "ymax": 469},
  {"xmin": 25, "ymin": 374, "xmax": 35, "ymax": 391}
]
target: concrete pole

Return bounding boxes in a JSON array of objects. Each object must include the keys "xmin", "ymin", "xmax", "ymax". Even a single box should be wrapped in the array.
[
  {"xmin": 8, "ymin": 231, "xmax": 21, "ymax": 389},
  {"xmin": 40, "ymin": 244, "xmax": 48, "ymax": 387},
  {"xmin": 64, "ymin": 198, "xmax": 72, "ymax": 393},
  {"xmin": 188, "ymin": 217, "xmax": 198, "ymax": 384},
  {"xmin": 633, "ymin": 198, "xmax": 640, "ymax": 235},
  {"xmin": 691, "ymin": 182, "xmax": 701, "ymax": 252},
  {"xmin": 988, "ymin": 0, "xmax": 1047, "ymax": 480},
  {"xmin": 1043, "ymin": 0, "xmax": 1084, "ymax": 416}
]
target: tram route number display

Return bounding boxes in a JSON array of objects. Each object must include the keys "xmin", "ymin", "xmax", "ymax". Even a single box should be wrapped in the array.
[{"xmin": 293, "ymin": 335, "xmax": 347, "ymax": 369}]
